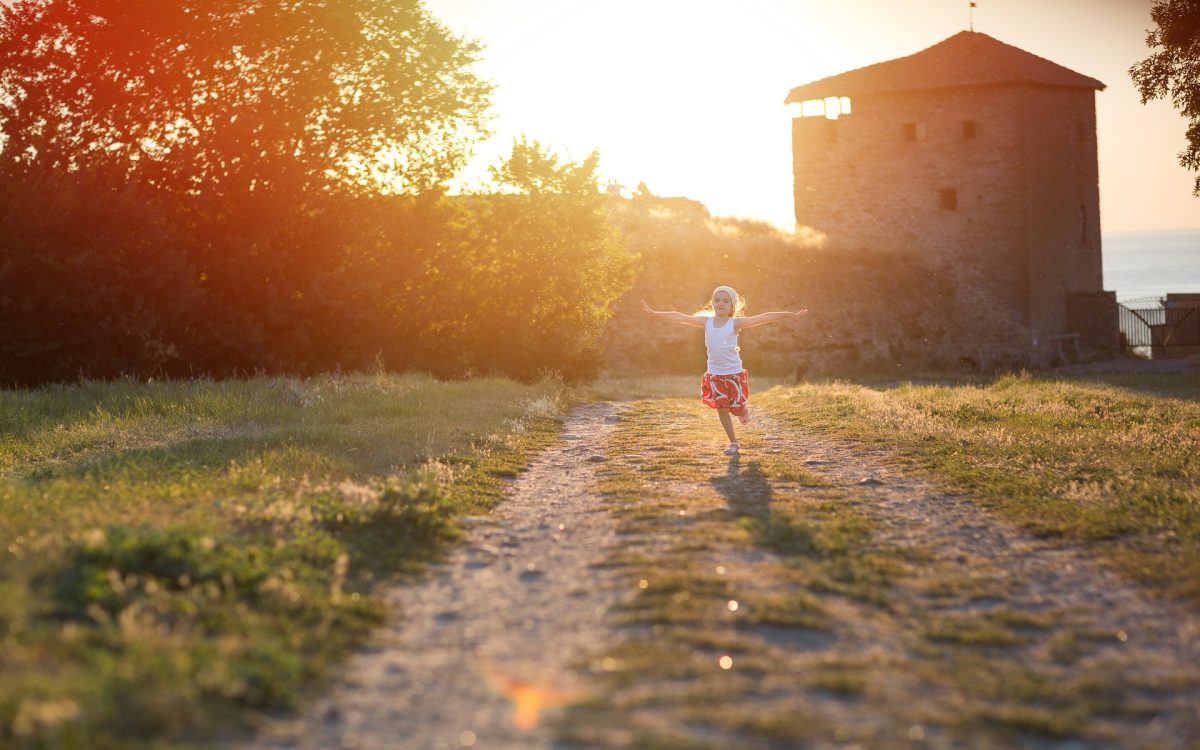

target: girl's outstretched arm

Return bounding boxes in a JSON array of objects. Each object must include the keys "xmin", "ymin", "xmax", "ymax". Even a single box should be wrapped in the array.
[
  {"xmin": 641, "ymin": 300, "xmax": 706, "ymax": 327},
  {"xmin": 736, "ymin": 309, "xmax": 808, "ymax": 329}
]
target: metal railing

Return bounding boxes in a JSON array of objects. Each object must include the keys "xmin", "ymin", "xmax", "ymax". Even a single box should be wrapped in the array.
[{"xmin": 1118, "ymin": 297, "xmax": 1200, "ymax": 354}]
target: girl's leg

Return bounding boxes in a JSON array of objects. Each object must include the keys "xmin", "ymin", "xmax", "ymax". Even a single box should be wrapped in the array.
[{"xmin": 717, "ymin": 408, "xmax": 738, "ymax": 444}]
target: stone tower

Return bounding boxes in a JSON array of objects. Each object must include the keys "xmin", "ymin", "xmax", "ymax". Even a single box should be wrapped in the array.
[{"xmin": 786, "ymin": 31, "xmax": 1118, "ymax": 366}]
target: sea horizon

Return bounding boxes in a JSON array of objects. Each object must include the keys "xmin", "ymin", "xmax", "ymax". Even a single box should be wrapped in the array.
[{"xmin": 1101, "ymin": 227, "xmax": 1200, "ymax": 304}]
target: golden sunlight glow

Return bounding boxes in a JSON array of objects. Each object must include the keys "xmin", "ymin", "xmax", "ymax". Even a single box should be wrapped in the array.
[
  {"xmin": 424, "ymin": 0, "xmax": 863, "ymax": 229},
  {"xmin": 424, "ymin": 0, "xmax": 1199, "ymax": 232}
]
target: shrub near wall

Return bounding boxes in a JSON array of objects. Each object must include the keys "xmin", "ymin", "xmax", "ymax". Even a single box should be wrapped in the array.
[{"xmin": 602, "ymin": 195, "xmax": 960, "ymax": 378}]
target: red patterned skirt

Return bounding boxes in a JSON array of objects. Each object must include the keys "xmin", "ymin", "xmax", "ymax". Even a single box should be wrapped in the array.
[{"xmin": 700, "ymin": 370, "xmax": 749, "ymax": 415}]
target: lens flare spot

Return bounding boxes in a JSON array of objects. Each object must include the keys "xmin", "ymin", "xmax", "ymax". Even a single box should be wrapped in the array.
[
  {"xmin": 719, "ymin": 655, "xmax": 733, "ymax": 670},
  {"xmin": 715, "ymin": 565, "xmax": 727, "ymax": 575},
  {"xmin": 726, "ymin": 600, "xmax": 739, "ymax": 612},
  {"xmin": 908, "ymin": 725, "xmax": 926, "ymax": 740},
  {"xmin": 459, "ymin": 730, "xmax": 477, "ymax": 747},
  {"xmin": 1116, "ymin": 630, "xmax": 1128, "ymax": 642},
  {"xmin": 637, "ymin": 579, "xmax": 649, "ymax": 590},
  {"xmin": 479, "ymin": 660, "xmax": 577, "ymax": 732}
]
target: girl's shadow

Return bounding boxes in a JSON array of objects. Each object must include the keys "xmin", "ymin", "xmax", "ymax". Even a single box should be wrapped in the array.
[{"xmin": 709, "ymin": 456, "xmax": 773, "ymax": 519}]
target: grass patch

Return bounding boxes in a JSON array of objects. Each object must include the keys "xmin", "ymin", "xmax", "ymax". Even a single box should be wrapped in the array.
[
  {"xmin": 806, "ymin": 655, "xmax": 875, "ymax": 697},
  {"xmin": 920, "ymin": 611, "xmax": 1025, "ymax": 647},
  {"xmin": 757, "ymin": 372, "xmax": 1200, "ymax": 606},
  {"xmin": 0, "ymin": 373, "xmax": 565, "ymax": 748}
]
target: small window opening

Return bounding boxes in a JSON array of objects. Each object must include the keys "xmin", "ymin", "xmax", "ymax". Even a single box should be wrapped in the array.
[
  {"xmin": 939, "ymin": 188, "xmax": 958, "ymax": 210},
  {"xmin": 962, "ymin": 120, "xmax": 977, "ymax": 139},
  {"xmin": 903, "ymin": 122, "xmax": 926, "ymax": 142},
  {"xmin": 791, "ymin": 96, "xmax": 852, "ymax": 120}
]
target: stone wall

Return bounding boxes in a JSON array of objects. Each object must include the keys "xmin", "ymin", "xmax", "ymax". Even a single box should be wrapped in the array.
[
  {"xmin": 601, "ymin": 200, "xmax": 966, "ymax": 378},
  {"xmin": 1067, "ymin": 291, "xmax": 1119, "ymax": 354}
]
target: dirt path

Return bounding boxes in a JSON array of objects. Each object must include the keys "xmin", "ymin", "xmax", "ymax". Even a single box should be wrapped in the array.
[
  {"xmin": 237, "ymin": 402, "xmax": 628, "ymax": 750},
  {"xmin": 235, "ymin": 399, "xmax": 1200, "ymax": 749}
]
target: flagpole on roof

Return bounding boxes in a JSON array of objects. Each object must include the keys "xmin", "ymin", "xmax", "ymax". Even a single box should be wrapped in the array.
[{"xmin": 969, "ymin": 2, "xmax": 977, "ymax": 32}]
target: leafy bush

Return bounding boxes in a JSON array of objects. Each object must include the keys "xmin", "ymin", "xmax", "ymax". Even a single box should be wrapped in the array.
[{"xmin": 0, "ymin": 167, "xmax": 202, "ymax": 384}]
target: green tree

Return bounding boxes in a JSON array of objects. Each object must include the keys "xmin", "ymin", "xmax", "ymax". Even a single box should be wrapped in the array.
[
  {"xmin": 1130, "ymin": 0, "xmax": 1200, "ymax": 195},
  {"xmin": 412, "ymin": 138, "xmax": 637, "ymax": 381},
  {"xmin": 0, "ymin": 0, "xmax": 492, "ymax": 198}
]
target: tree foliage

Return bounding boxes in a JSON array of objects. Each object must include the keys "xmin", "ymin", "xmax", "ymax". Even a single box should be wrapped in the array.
[
  {"xmin": 0, "ymin": 0, "xmax": 492, "ymax": 197},
  {"xmin": 0, "ymin": 2, "xmax": 637, "ymax": 386},
  {"xmin": 1130, "ymin": 0, "xmax": 1200, "ymax": 195},
  {"xmin": 423, "ymin": 138, "xmax": 636, "ymax": 379}
]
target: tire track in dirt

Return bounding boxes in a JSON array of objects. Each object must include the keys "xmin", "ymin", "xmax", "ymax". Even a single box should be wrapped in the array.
[{"xmin": 234, "ymin": 402, "xmax": 627, "ymax": 750}]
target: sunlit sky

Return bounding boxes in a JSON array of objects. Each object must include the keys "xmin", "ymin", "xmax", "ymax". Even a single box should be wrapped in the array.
[{"xmin": 424, "ymin": 0, "xmax": 1197, "ymax": 233}]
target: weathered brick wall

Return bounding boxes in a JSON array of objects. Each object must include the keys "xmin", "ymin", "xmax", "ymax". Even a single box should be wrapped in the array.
[
  {"xmin": 1019, "ymin": 87, "xmax": 1104, "ymax": 346},
  {"xmin": 1067, "ymin": 291, "xmax": 1119, "ymax": 353}
]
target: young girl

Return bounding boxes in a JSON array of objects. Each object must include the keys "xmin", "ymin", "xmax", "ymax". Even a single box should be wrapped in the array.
[{"xmin": 642, "ymin": 286, "xmax": 807, "ymax": 456}]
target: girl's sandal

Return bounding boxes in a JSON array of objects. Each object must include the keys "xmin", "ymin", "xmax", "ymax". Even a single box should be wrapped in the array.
[{"xmin": 723, "ymin": 442, "xmax": 740, "ymax": 456}]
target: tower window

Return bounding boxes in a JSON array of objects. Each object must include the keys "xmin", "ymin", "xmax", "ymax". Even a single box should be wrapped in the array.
[
  {"xmin": 939, "ymin": 189, "xmax": 958, "ymax": 210},
  {"xmin": 962, "ymin": 120, "xmax": 977, "ymax": 139}
]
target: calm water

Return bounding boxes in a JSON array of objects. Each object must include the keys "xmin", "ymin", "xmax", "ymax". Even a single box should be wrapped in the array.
[{"xmin": 1103, "ymin": 228, "xmax": 1200, "ymax": 304}]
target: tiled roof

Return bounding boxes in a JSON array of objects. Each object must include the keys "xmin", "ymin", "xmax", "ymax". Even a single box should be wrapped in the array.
[{"xmin": 785, "ymin": 31, "xmax": 1105, "ymax": 103}]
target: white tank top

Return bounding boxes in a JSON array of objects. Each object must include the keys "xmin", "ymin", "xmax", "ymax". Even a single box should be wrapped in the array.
[{"xmin": 705, "ymin": 317, "xmax": 743, "ymax": 375}]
